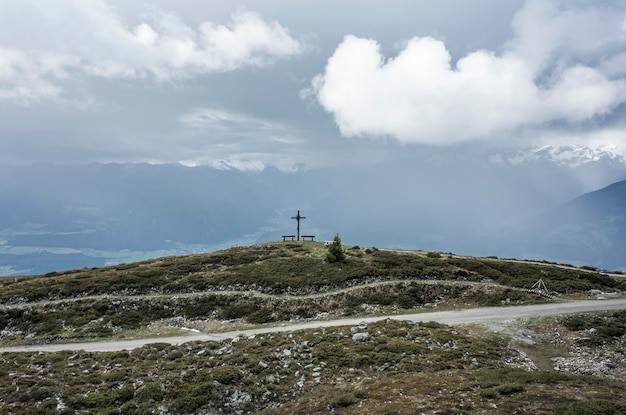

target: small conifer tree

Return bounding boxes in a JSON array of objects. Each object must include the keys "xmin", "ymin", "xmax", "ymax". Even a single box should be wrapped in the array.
[{"xmin": 326, "ymin": 233, "xmax": 345, "ymax": 263}]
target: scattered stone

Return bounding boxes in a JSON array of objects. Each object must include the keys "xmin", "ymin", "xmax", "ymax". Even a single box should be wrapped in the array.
[
  {"xmin": 352, "ymin": 332, "xmax": 370, "ymax": 342},
  {"xmin": 56, "ymin": 396, "xmax": 66, "ymax": 411},
  {"xmin": 216, "ymin": 345, "xmax": 231, "ymax": 355},
  {"xmin": 552, "ymin": 345, "xmax": 626, "ymax": 380},
  {"xmin": 231, "ymin": 391, "xmax": 252, "ymax": 406}
]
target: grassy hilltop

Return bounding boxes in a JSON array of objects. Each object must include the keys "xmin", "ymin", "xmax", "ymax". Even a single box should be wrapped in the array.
[{"xmin": 1, "ymin": 242, "xmax": 625, "ymax": 414}]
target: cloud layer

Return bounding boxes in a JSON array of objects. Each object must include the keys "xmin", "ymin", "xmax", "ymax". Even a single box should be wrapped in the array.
[
  {"xmin": 178, "ymin": 107, "xmax": 307, "ymax": 171},
  {"xmin": 311, "ymin": 0, "xmax": 626, "ymax": 144},
  {"xmin": 0, "ymin": 0, "xmax": 302, "ymax": 101}
]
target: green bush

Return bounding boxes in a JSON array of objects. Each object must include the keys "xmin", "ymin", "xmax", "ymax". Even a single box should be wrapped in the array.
[
  {"xmin": 330, "ymin": 391, "xmax": 358, "ymax": 408},
  {"xmin": 28, "ymin": 386, "xmax": 53, "ymax": 402},
  {"xmin": 326, "ymin": 234, "xmax": 346, "ymax": 263},
  {"xmin": 247, "ymin": 307, "xmax": 273, "ymax": 324},
  {"xmin": 495, "ymin": 383, "xmax": 525, "ymax": 395},
  {"xmin": 555, "ymin": 400, "xmax": 626, "ymax": 414},
  {"xmin": 211, "ymin": 366, "xmax": 243, "ymax": 385},
  {"xmin": 136, "ymin": 382, "xmax": 163, "ymax": 402},
  {"xmin": 183, "ymin": 296, "xmax": 221, "ymax": 317}
]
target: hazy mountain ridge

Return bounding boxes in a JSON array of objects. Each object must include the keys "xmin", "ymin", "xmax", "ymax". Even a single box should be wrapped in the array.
[
  {"xmin": 521, "ymin": 179, "xmax": 626, "ymax": 270},
  {"xmin": 1, "ymin": 151, "xmax": 626, "ymax": 275},
  {"xmin": 486, "ymin": 145, "xmax": 626, "ymax": 168}
]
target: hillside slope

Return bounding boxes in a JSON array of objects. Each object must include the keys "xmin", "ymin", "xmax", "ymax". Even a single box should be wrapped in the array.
[
  {"xmin": 1, "ymin": 242, "xmax": 623, "ymax": 346},
  {"xmin": 0, "ymin": 243, "xmax": 625, "ymax": 414}
]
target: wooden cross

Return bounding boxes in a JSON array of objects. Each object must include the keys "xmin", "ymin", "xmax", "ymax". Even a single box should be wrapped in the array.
[{"xmin": 291, "ymin": 210, "xmax": 306, "ymax": 241}]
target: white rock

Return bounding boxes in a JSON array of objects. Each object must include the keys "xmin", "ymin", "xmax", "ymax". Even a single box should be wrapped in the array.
[{"xmin": 352, "ymin": 332, "xmax": 370, "ymax": 342}]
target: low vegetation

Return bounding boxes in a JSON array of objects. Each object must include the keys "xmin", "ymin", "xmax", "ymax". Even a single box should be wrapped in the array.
[
  {"xmin": 0, "ymin": 243, "xmax": 624, "ymax": 346},
  {"xmin": 1, "ymin": 317, "xmax": 625, "ymax": 414},
  {"xmin": 560, "ymin": 310, "xmax": 626, "ymax": 346},
  {"xmin": 1, "ymin": 242, "xmax": 622, "ymax": 303},
  {"xmin": 0, "ymin": 242, "xmax": 624, "ymax": 413}
]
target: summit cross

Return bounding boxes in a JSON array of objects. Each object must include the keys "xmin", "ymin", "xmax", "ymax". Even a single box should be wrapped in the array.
[{"xmin": 291, "ymin": 210, "xmax": 306, "ymax": 241}]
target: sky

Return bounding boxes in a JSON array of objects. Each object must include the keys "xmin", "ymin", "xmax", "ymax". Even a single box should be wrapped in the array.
[{"xmin": 1, "ymin": 0, "xmax": 626, "ymax": 171}]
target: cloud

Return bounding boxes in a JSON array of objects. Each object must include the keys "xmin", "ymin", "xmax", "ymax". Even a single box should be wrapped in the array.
[
  {"xmin": 310, "ymin": 0, "xmax": 626, "ymax": 144},
  {"xmin": 180, "ymin": 107, "xmax": 296, "ymax": 134},
  {"xmin": 178, "ymin": 107, "xmax": 309, "ymax": 171},
  {"xmin": 0, "ymin": 49, "xmax": 64, "ymax": 100},
  {"xmin": 0, "ymin": 0, "xmax": 302, "ymax": 101}
]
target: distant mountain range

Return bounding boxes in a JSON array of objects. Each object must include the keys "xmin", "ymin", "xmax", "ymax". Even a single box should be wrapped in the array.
[
  {"xmin": 518, "ymin": 179, "xmax": 626, "ymax": 270},
  {"xmin": 1, "ymin": 145, "xmax": 625, "ymax": 275},
  {"xmin": 486, "ymin": 145, "xmax": 626, "ymax": 168}
]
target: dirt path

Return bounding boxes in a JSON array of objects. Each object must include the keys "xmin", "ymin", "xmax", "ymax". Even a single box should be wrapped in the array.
[
  {"xmin": 0, "ymin": 279, "xmax": 498, "ymax": 310},
  {"xmin": 1, "ymin": 298, "xmax": 624, "ymax": 354}
]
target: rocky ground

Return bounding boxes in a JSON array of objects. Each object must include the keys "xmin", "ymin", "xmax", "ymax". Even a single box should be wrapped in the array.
[
  {"xmin": 552, "ymin": 336, "xmax": 626, "ymax": 380},
  {"xmin": 483, "ymin": 315, "xmax": 626, "ymax": 382}
]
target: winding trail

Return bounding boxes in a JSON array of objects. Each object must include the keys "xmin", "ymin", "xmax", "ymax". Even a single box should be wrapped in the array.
[
  {"xmin": 1, "ymin": 298, "xmax": 624, "ymax": 354},
  {"xmin": 0, "ymin": 279, "xmax": 501, "ymax": 310}
]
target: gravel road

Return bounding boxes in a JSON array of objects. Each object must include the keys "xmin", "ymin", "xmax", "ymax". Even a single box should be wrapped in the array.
[{"xmin": 1, "ymin": 298, "xmax": 624, "ymax": 354}]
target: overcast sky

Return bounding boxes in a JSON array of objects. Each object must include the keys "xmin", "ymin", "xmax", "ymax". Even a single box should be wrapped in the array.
[{"xmin": 1, "ymin": 0, "xmax": 626, "ymax": 170}]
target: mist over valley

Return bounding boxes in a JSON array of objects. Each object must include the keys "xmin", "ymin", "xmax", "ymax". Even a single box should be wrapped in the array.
[{"xmin": 2, "ymin": 144, "xmax": 625, "ymax": 275}]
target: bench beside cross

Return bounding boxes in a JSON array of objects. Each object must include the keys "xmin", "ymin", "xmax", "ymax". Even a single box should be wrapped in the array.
[
  {"xmin": 301, "ymin": 235, "xmax": 315, "ymax": 241},
  {"xmin": 282, "ymin": 235, "xmax": 296, "ymax": 241}
]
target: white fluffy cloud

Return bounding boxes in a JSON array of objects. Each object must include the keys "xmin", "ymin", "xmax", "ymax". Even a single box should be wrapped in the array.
[
  {"xmin": 0, "ymin": 0, "xmax": 302, "ymax": 101},
  {"xmin": 311, "ymin": 0, "xmax": 626, "ymax": 144}
]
